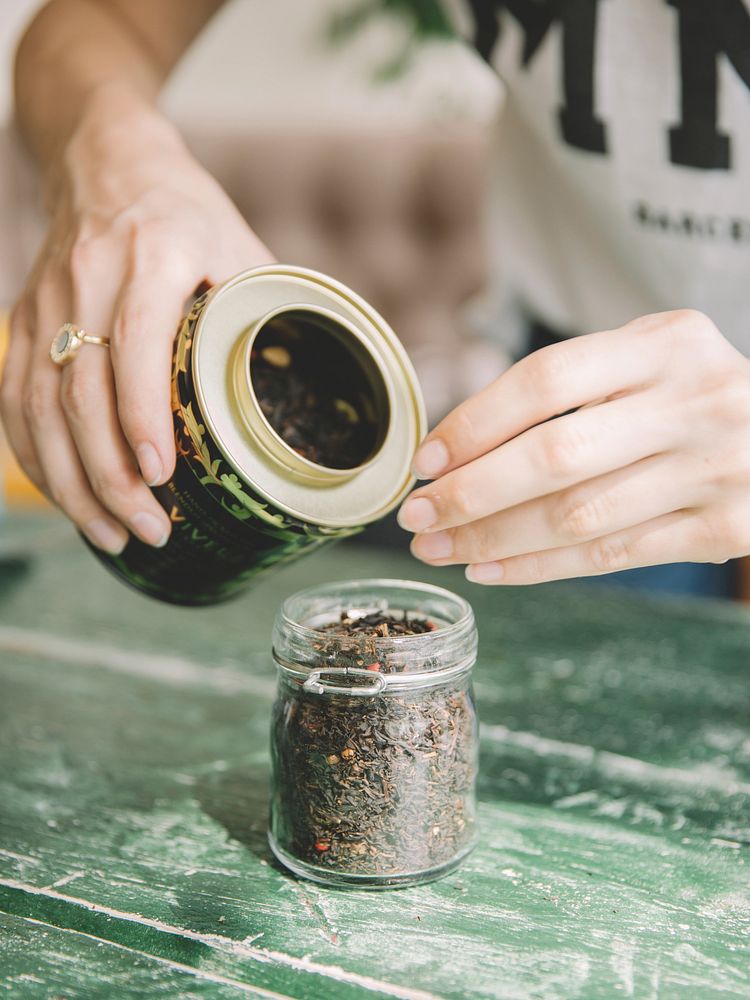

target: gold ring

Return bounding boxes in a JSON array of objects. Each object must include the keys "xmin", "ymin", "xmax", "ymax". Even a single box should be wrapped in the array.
[{"xmin": 50, "ymin": 323, "xmax": 110, "ymax": 366}]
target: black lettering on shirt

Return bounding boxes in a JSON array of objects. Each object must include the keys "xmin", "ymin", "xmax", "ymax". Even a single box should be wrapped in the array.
[
  {"xmin": 668, "ymin": 0, "xmax": 750, "ymax": 170},
  {"xmin": 467, "ymin": 0, "xmax": 750, "ymax": 171},
  {"xmin": 467, "ymin": 0, "xmax": 607, "ymax": 152},
  {"xmin": 633, "ymin": 200, "xmax": 750, "ymax": 241}
]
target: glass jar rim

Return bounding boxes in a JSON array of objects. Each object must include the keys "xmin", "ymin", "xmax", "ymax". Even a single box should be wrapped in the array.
[
  {"xmin": 274, "ymin": 578, "xmax": 477, "ymax": 688},
  {"xmin": 279, "ymin": 577, "xmax": 473, "ymax": 641}
]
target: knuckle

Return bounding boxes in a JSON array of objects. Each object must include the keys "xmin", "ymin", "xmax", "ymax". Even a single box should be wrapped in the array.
[
  {"xmin": 47, "ymin": 485, "xmax": 89, "ymax": 522},
  {"xmin": 456, "ymin": 520, "xmax": 486, "ymax": 561},
  {"xmin": 588, "ymin": 534, "xmax": 631, "ymax": 573},
  {"xmin": 111, "ymin": 297, "xmax": 145, "ymax": 350},
  {"xmin": 671, "ymin": 307, "xmax": 713, "ymax": 331},
  {"xmin": 664, "ymin": 309, "xmax": 720, "ymax": 351},
  {"xmin": 68, "ymin": 237, "xmax": 98, "ymax": 286},
  {"xmin": 46, "ymin": 479, "xmax": 75, "ymax": 513},
  {"xmin": 711, "ymin": 373, "xmax": 750, "ymax": 426},
  {"xmin": 130, "ymin": 216, "xmax": 192, "ymax": 275},
  {"xmin": 522, "ymin": 549, "xmax": 550, "ymax": 583},
  {"xmin": 450, "ymin": 404, "xmax": 480, "ymax": 455},
  {"xmin": 134, "ymin": 214, "xmax": 173, "ymax": 242},
  {"xmin": 60, "ymin": 366, "xmax": 99, "ymax": 418},
  {"xmin": 90, "ymin": 468, "xmax": 135, "ymax": 512},
  {"xmin": 723, "ymin": 442, "xmax": 750, "ymax": 489},
  {"xmin": 129, "ymin": 215, "xmax": 168, "ymax": 254},
  {"xmin": 22, "ymin": 380, "xmax": 52, "ymax": 428},
  {"xmin": 525, "ymin": 344, "xmax": 571, "ymax": 401},
  {"xmin": 554, "ymin": 491, "xmax": 607, "ymax": 541},
  {"xmin": 447, "ymin": 481, "xmax": 481, "ymax": 522},
  {"xmin": 698, "ymin": 508, "xmax": 749, "ymax": 561},
  {"xmin": 540, "ymin": 422, "xmax": 588, "ymax": 479}
]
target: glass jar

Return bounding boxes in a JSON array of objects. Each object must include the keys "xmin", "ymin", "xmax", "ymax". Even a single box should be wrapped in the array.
[{"xmin": 269, "ymin": 579, "xmax": 479, "ymax": 889}]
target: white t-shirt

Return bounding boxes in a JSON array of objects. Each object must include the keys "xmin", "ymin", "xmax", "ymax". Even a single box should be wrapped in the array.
[{"xmin": 457, "ymin": 0, "xmax": 750, "ymax": 353}]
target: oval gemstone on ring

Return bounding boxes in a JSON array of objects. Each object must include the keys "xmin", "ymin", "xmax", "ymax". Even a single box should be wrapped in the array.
[
  {"xmin": 49, "ymin": 325, "xmax": 80, "ymax": 365},
  {"xmin": 54, "ymin": 330, "xmax": 70, "ymax": 355}
]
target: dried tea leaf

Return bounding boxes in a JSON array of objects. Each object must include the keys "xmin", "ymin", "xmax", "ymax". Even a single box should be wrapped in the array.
[
  {"xmin": 261, "ymin": 345, "xmax": 292, "ymax": 368},
  {"xmin": 333, "ymin": 398, "xmax": 360, "ymax": 424}
]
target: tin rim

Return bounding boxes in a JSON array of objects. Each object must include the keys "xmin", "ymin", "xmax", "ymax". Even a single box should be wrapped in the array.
[
  {"xmin": 233, "ymin": 302, "xmax": 395, "ymax": 483},
  {"xmin": 189, "ymin": 265, "xmax": 427, "ymax": 528}
]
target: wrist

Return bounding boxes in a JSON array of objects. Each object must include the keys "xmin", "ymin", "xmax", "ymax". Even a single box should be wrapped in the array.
[{"xmin": 43, "ymin": 82, "xmax": 186, "ymax": 209}]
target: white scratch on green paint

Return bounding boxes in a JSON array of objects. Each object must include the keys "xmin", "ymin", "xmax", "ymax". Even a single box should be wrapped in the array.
[
  {"xmin": 0, "ymin": 879, "xmax": 448, "ymax": 1000},
  {"xmin": 12, "ymin": 912, "xmax": 296, "ymax": 1000},
  {"xmin": 0, "ymin": 626, "xmax": 274, "ymax": 697},
  {"xmin": 481, "ymin": 724, "xmax": 750, "ymax": 796}
]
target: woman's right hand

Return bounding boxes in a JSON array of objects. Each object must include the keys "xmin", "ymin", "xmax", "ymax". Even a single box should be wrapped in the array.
[{"xmin": 0, "ymin": 85, "xmax": 274, "ymax": 554}]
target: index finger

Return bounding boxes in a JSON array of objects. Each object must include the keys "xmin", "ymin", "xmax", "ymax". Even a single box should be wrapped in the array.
[
  {"xmin": 400, "ymin": 390, "xmax": 671, "ymax": 534},
  {"xmin": 111, "ymin": 264, "xmax": 195, "ymax": 486},
  {"xmin": 411, "ymin": 314, "xmax": 669, "ymax": 480}
]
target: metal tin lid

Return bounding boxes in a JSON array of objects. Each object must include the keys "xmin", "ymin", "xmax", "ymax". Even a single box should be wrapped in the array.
[{"xmin": 191, "ymin": 265, "xmax": 427, "ymax": 528}]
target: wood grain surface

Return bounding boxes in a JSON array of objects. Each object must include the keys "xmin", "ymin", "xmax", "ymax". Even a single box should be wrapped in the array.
[{"xmin": 1, "ymin": 514, "xmax": 748, "ymax": 999}]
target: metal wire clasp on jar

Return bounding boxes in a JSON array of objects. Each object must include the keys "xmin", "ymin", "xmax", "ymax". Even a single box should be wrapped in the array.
[{"xmin": 268, "ymin": 579, "xmax": 479, "ymax": 889}]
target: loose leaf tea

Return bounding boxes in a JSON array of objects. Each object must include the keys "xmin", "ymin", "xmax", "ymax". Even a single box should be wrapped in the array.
[
  {"xmin": 322, "ymin": 609, "xmax": 437, "ymax": 640},
  {"xmin": 250, "ymin": 314, "xmax": 383, "ymax": 469},
  {"xmin": 271, "ymin": 612, "xmax": 477, "ymax": 879}
]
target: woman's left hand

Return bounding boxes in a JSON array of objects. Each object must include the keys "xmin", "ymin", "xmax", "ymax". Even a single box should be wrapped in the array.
[{"xmin": 398, "ymin": 310, "xmax": 750, "ymax": 584}]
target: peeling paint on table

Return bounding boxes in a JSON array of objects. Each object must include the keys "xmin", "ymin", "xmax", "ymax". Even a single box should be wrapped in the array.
[{"xmin": 1, "ymin": 515, "xmax": 748, "ymax": 999}]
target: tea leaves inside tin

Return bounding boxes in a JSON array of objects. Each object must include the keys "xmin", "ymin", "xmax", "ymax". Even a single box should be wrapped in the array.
[{"xmin": 250, "ymin": 312, "xmax": 385, "ymax": 470}]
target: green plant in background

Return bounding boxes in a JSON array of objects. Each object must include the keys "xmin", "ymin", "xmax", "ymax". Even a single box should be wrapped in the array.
[{"xmin": 327, "ymin": 0, "xmax": 455, "ymax": 80}]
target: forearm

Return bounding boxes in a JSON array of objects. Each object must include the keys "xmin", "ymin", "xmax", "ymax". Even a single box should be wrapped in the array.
[
  {"xmin": 3, "ymin": 0, "xmax": 276, "ymax": 559},
  {"xmin": 14, "ymin": 0, "xmax": 224, "ymax": 167}
]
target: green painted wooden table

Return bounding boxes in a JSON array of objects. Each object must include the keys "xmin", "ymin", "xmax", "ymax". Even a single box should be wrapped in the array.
[{"xmin": 1, "ymin": 513, "xmax": 749, "ymax": 999}]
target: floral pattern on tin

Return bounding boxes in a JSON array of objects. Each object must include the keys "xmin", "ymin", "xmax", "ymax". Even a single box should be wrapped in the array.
[{"xmin": 171, "ymin": 294, "xmax": 359, "ymax": 545}]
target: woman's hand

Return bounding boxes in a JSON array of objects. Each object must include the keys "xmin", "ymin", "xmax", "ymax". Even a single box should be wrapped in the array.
[
  {"xmin": 0, "ymin": 86, "xmax": 273, "ymax": 554},
  {"xmin": 398, "ymin": 310, "xmax": 750, "ymax": 584}
]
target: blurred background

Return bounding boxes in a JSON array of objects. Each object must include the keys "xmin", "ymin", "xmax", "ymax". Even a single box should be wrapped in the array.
[{"xmin": 0, "ymin": 0, "xmax": 503, "ymax": 511}]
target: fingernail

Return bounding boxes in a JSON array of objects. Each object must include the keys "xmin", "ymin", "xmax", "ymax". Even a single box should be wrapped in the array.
[
  {"xmin": 136, "ymin": 443, "xmax": 163, "ymax": 487},
  {"xmin": 86, "ymin": 518, "xmax": 127, "ymax": 555},
  {"xmin": 131, "ymin": 511, "xmax": 170, "ymax": 548},
  {"xmin": 466, "ymin": 562, "xmax": 504, "ymax": 584},
  {"xmin": 412, "ymin": 530, "xmax": 453, "ymax": 561},
  {"xmin": 397, "ymin": 496, "xmax": 438, "ymax": 532},
  {"xmin": 413, "ymin": 440, "xmax": 449, "ymax": 480}
]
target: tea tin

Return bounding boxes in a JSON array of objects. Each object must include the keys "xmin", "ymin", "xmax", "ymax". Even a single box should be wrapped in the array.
[{"xmin": 89, "ymin": 265, "xmax": 426, "ymax": 605}]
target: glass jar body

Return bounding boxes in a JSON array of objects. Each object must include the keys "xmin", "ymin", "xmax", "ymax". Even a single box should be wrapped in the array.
[{"xmin": 268, "ymin": 579, "xmax": 479, "ymax": 889}]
